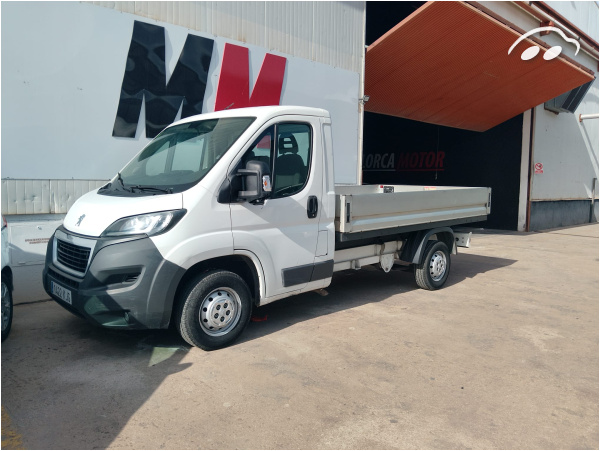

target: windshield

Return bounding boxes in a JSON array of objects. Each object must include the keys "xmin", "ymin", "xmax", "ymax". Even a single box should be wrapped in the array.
[{"xmin": 101, "ymin": 117, "xmax": 255, "ymax": 195}]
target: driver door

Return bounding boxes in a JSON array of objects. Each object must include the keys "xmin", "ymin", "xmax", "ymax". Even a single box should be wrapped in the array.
[{"xmin": 230, "ymin": 116, "xmax": 323, "ymax": 299}]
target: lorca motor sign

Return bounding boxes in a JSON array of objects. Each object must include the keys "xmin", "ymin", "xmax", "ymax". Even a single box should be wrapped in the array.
[
  {"xmin": 113, "ymin": 21, "xmax": 287, "ymax": 139},
  {"xmin": 363, "ymin": 151, "xmax": 446, "ymax": 172}
]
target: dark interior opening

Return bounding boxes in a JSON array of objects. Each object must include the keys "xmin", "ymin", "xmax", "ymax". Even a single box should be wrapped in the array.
[
  {"xmin": 362, "ymin": 113, "xmax": 523, "ymax": 230},
  {"xmin": 366, "ymin": 1, "xmax": 425, "ymax": 45}
]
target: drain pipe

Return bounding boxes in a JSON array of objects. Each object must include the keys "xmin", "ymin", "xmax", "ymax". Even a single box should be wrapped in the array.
[
  {"xmin": 579, "ymin": 113, "xmax": 599, "ymax": 122},
  {"xmin": 357, "ymin": 9, "xmax": 367, "ymax": 186},
  {"xmin": 591, "ymin": 178, "xmax": 598, "ymax": 223}
]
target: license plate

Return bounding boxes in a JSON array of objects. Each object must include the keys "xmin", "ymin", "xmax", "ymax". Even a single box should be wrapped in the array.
[{"xmin": 51, "ymin": 281, "xmax": 72, "ymax": 305}]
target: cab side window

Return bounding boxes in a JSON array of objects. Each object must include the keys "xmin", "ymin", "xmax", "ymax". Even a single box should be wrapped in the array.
[
  {"xmin": 237, "ymin": 122, "xmax": 311, "ymax": 199},
  {"xmin": 272, "ymin": 123, "xmax": 311, "ymax": 198}
]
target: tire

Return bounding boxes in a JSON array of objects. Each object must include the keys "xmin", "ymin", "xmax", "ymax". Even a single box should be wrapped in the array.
[
  {"xmin": 176, "ymin": 270, "xmax": 252, "ymax": 350},
  {"xmin": 414, "ymin": 240, "xmax": 451, "ymax": 290},
  {"xmin": 1, "ymin": 275, "xmax": 13, "ymax": 342}
]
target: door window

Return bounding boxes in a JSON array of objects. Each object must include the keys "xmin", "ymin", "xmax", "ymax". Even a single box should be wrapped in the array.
[
  {"xmin": 238, "ymin": 122, "xmax": 312, "ymax": 199},
  {"xmin": 272, "ymin": 123, "xmax": 312, "ymax": 198}
]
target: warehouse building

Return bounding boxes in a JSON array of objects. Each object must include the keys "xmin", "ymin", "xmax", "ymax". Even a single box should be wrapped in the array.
[{"xmin": 1, "ymin": 1, "xmax": 598, "ymax": 281}]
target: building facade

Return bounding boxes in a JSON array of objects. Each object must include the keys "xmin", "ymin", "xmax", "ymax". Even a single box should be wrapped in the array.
[{"xmin": 1, "ymin": 2, "xmax": 598, "ymax": 292}]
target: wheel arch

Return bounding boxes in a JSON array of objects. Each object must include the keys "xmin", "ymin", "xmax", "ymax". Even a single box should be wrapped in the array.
[
  {"xmin": 400, "ymin": 227, "xmax": 456, "ymax": 265},
  {"xmin": 1, "ymin": 266, "xmax": 13, "ymax": 291},
  {"xmin": 170, "ymin": 254, "xmax": 261, "ymax": 326}
]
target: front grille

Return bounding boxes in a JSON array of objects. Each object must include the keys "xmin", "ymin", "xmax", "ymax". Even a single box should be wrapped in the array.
[
  {"xmin": 56, "ymin": 239, "xmax": 91, "ymax": 274},
  {"xmin": 48, "ymin": 268, "xmax": 80, "ymax": 289}
]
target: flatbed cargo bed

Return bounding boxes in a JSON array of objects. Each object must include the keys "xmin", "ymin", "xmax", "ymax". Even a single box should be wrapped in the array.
[{"xmin": 335, "ymin": 184, "xmax": 491, "ymax": 242}]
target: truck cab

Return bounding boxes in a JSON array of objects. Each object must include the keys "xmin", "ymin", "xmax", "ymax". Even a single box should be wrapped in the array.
[{"xmin": 43, "ymin": 106, "xmax": 336, "ymax": 349}]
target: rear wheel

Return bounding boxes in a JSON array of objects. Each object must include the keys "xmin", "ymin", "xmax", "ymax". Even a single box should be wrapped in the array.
[
  {"xmin": 414, "ymin": 240, "xmax": 451, "ymax": 290},
  {"xmin": 176, "ymin": 270, "xmax": 252, "ymax": 350},
  {"xmin": 1, "ymin": 275, "xmax": 13, "ymax": 341}
]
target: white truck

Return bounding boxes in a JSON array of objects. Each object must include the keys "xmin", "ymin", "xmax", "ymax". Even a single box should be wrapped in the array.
[{"xmin": 43, "ymin": 106, "xmax": 491, "ymax": 350}]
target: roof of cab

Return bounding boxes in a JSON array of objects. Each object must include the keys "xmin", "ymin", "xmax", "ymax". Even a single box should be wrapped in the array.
[{"xmin": 171, "ymin": 105, "xmax": 330, "ymax": 128}]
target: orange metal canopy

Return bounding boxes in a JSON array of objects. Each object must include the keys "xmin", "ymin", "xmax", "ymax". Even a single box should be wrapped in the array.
[{"xmin": 365, "ymin": 1, "xmax": 595, "ymax": 132}]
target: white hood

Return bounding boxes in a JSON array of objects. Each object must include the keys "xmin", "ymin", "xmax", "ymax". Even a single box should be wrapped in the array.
[{"xmin": 63, "ymin": 190, "xmax": 183, "ymax": 237}]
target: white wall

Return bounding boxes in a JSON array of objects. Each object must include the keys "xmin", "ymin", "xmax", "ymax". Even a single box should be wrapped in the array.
[
  {"xmin": 531, "ymin": 76, "xmax": 599, "ymax": 201},
  {"xmin": 549, "ymin": 2, "xmax": 599, "ymax": 43},
  {"xmin": 1, "ymin": 2, "xmax": 361, "ymax": 187},
  {"xmin": 479, "ymin": 1, "xmax": 597, "ymax": 72}
]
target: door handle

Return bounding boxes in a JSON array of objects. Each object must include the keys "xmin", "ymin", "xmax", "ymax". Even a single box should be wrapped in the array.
[{"xmin": 307, "ymin": 196, "xmax": 318, "ymax": 219}]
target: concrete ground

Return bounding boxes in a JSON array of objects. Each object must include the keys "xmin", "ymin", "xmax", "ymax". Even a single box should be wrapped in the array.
[{"xmin": 1, "ymin": 225, "xmax": 598, "ymax": 449}]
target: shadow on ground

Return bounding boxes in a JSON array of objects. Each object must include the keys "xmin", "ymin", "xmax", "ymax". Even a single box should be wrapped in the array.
[
  {"xmin": 1, "ymin": 251, "xmax": 515, "ymax": 449},
  {"xmin": 242, "ymin": 252, "xmax": 516, "ymax": 344}
]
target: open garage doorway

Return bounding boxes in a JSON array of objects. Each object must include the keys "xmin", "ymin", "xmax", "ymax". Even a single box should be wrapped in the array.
[
  {"xmin": 361, "ymin": 112, "xmax": 524, "ymax": 230},
  {"xmin": 363, "ymin": 2, "xmax": 595, "ymax": 230},
  {"xmin": 364, "ymin": 2, "xmax": 523, "ymax": 230}
]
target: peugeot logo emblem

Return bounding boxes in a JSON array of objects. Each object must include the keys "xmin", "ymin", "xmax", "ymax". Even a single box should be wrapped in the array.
[{"xmin": 76, "ymin": 214, "xmax": 86, "ymax": 227}]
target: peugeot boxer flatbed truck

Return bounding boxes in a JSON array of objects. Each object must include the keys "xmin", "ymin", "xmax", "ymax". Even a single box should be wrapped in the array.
[{"xmin": 43, "ymin": 106, "xmax": 491, "ymax": 350}]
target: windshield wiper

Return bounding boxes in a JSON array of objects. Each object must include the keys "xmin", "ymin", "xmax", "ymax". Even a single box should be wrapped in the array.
[
  {"xmin": 130, "ymin": 185, "xmax": 173, "ymax": 194},
  {"xmin": 100, "ymin": 173, "xmax": 130, "ymax": 193},
  {"xmin": 113, "ymin": 172, "xmax": 134, "ymax": 192},
  {"xmin": 117, "ymin": 172, "xmax": 128, "ymax": 190}
]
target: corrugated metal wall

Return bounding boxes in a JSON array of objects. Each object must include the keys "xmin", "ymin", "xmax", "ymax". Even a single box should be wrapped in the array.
[
  {"xmin": 1, "ymin": 179, "xmax": 108, "ymax": 215},
  {"xmin": 89, "ymin": 1, "xmax": 365, "ymax": 73}
]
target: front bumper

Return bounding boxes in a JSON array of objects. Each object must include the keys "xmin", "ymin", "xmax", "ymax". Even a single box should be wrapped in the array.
[{"xmin": 43, "ymin": 226, "xmax": 185, "ymax": 329}]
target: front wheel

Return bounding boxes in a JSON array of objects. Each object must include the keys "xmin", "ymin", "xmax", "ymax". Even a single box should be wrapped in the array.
[
  {"xmin": 176, "ymin": 270, "xmax": 252, "ymax": 350},
  {"xmin": 1, "ymin": 275, "xmax": 13, "ymax": 341},
  {"xmin": 414, "ymin": 240, "xmax": 451, "ymax": 290}
]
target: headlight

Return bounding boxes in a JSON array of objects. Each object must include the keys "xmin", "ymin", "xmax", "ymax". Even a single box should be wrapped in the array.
[{"xmin": 102, "ymin": 210, "xmax": 186, "ymax": 237}]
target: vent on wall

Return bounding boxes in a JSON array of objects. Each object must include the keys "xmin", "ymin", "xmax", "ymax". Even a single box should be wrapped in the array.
[{"xmin": 544, "ymin": 79, "xmax": 595, "ymax": 114}]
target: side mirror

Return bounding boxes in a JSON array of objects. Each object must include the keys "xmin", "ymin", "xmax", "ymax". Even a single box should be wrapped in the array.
[{"xmin": 237, "ymin": 160, "xmax": 271, "ymax": 203}]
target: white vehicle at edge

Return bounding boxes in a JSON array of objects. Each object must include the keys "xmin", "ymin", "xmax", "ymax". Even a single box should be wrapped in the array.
[
  {"xmin": 43, "ymin": 106, "xmax": 491, "ymax": 350},
  {"xmin": 2, "ymin": 215, "xmax": 13, "ymax": 341}
]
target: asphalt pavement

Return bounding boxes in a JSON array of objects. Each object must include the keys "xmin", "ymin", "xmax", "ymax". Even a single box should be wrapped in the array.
[{"xmin": 1, "ymin": 225, "xmax": 598, "ymax": 449}]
